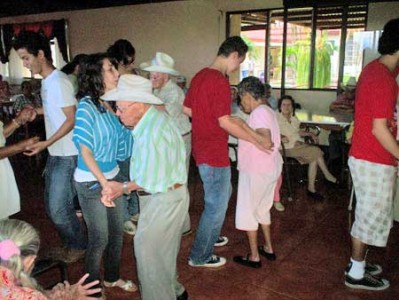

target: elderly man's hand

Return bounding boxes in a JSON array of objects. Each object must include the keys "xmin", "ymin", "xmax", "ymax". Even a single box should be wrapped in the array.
[{"xmin": 101, "ymin": 181, "xmax": 123, "ymax": 207}]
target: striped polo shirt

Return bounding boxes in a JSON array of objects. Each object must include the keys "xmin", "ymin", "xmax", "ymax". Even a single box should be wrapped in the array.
[{"xmin": 130, "ymin": 105, "xmax": 187, "ymax": 193}]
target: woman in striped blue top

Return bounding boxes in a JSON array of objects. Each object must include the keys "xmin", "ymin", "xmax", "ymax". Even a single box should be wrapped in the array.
[{"xmin": 72, "ymin": 53, "xmax": 136, "ymax": 298}]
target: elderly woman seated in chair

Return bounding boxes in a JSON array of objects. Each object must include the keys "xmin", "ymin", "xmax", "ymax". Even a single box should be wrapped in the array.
[{"xmin": 277, "ymin": 95, "xmax": 337, "ymax": 200}]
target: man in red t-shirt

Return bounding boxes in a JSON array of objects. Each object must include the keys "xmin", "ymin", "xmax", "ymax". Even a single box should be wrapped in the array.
[
  {"xmin": 183, "ymin": 36, "xmax": 272, "ymax": 268},
  {"xmin": 346, "ymin": 18, "xmax": 399, "ymax": 291}
]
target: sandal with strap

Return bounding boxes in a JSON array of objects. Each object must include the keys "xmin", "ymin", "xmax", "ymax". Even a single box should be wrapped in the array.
[{"xmin": 103, "ymin": 279, "xmax": 137, "ymax": 292}]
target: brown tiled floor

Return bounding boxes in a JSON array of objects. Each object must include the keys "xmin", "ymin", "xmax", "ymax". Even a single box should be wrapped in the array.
[{"xmin": 11, "ymin": 155, "xmax": 399, "ymax": 299}]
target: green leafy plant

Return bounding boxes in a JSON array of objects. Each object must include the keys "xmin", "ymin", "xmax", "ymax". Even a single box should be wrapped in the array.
[{"xmin": 285, "ymin": 31, "xmax": 336, "ymax": 88}]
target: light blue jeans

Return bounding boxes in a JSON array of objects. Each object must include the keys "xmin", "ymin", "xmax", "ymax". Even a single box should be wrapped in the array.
[
  {"xmin": 44, "ymin": 155, "xmax": 86, "ymax": 250},
  {"xmin": 189, "ymin": 164, "xmax": 231, "ymax": 264}
]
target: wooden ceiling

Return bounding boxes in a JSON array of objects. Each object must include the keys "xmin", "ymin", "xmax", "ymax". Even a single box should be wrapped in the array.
[{"xmin": 0, "ymin": 0, "xmax": 183, "ymax": 18}]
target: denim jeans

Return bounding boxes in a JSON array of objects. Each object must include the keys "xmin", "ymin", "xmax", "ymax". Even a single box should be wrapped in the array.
[
  {"xmin": 117, "ymin": 159, "xmax": 139, "ymax": 221},
  {"xmin": 189, "ymin": 164, "xmax": 231, "ymax": 264},
  {"xmin": 44, "ymin": 155, "xmax": 86, "ymax": 250},
  {"xmin": 75, "ymin": 172, "xmax": 125, "ymax": 287}
]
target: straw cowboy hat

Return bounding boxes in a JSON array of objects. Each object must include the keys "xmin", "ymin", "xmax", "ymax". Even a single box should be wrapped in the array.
[
  {"xmin": 102, "ymin": 74, "xmax": 163, "ymax": 105},
  {"xmin": 140, "ymin": 52, "xmax": 179, "ymax": 76}
]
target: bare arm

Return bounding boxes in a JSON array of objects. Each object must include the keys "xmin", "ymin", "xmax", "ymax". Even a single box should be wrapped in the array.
[
  {"xmin": 34, "ymin": 107, "xmax": 44, "ymax": 115},
  {"xmin": 80, "ymin": 145, "xmax": 107, "ymax": 187},
  {"xmin": 0, "ymin": 137, "xmax": 39, "ymax": 159},
  {"xmin": 3, "ymin": 107, "xmax": 36, "ymax": 138},
  {"xmin": 25, "ymin": 105, "xmax": 76, "ymax": 156},
  {"xmin": 372, "ymin": 118, "xmax": 399, "ymax": 159},
  {"xmin": 256, "ymin": 128, "xmax": 272, "ymax": 145},
  {"xmin": 219, "ymin": 115, "xmax": 273, "ymax": 151},
  {"xmin": 183, "ymin": 105, "xmax": 192, "ymax": 117}
]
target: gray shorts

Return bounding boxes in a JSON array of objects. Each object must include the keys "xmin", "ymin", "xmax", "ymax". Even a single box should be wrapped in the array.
[{"xmin": 349, "ymin": 157, "xmax": 396, "ymax": 247}]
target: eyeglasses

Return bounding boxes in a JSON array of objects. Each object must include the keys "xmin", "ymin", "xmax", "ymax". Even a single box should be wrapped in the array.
[{"xmin": 116, "ymin": 103, "xmax": 135, "ymax": 112}]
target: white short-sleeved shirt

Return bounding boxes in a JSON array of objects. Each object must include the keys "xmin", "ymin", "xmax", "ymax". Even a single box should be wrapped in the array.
[
  {"xmin": 41, "ymin": 69, "xmax": 78, "ymax": 156},
  {"xmin": 154, "ymin": 80, "xmax": 191, "ymax": 135}
]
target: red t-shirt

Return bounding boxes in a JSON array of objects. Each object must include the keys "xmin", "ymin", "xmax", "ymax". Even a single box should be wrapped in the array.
[
  {"xmin": 184, "ymin": 68, "xmax": 231, "ymax": 167},
  {"xmin": 349, "ymin": 59, "xmax": 399, "ymax": 166}
]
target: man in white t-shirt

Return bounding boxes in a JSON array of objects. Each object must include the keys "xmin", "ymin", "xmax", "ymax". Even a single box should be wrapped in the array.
[{"xmin": 14, "ymin": 31, "xmax": 86, "ymax": 263}]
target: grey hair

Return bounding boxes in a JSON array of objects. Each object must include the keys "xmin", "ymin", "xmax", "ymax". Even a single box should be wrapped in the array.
[
  {"xmin": 237, "ymin": 76, "xmax": 265, "ymax": 101},
  {"xmin": 0, "ymin": 219, "xmax": 42, "ymax": 291}
]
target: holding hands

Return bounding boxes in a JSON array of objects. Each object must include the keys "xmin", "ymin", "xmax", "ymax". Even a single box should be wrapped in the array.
[
  {"xmin": 101, "ymin": 181, "xmax": 123, "ymax": 207},
  {"xmin": 15, "ymin": 106, "xmax": 37, "ymax": 125},
  {"xmin": 48, "ymin": 274, "xmax": 102, "ymax": 300}
]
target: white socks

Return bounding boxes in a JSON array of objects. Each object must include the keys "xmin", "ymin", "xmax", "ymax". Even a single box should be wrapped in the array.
[{"xmin": 348, "ymin": 258, "xmax": 365, "ymax": 279}]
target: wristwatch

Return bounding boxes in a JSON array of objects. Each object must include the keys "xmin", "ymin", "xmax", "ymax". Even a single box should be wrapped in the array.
[{"xmin": 123, "ymin": 181, "xmax": 130, "ymax": 195}]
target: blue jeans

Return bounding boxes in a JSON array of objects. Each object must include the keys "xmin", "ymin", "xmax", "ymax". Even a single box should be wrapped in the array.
[
  {"xmin": 117, "ymin": 159, "xmax": 139, "ymax": 221},
  {"xmin": 75, "ymin": 172, "xmax": 125, "ymax": 286},
  {"xmin": 189, "ymin": 164, "xmax": 231, "ymax": 264},
  {"xmin": 44, "ymin": 155, "xmax": 86, "ymax": 250}
]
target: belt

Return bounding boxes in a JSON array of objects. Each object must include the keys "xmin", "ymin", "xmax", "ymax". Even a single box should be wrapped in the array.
[
  {"xmin": 136, "ymin": 183, "xmax": 183, "ymax": 197},
  {"xmin": 182, "ymin": 131, "xmax": 191, "ymax": 137}
]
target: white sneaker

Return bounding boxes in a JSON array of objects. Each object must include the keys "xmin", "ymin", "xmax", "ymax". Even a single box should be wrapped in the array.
[
  {"xmin": 274, "ymin": 202, "xmax": 285, "ymax": 212},
  {"xmin": 130, "ymin": 214, "xmax": 139, "ymax": 223},
  {"xmin": 123, "ymin": 221, "xmax": 136, "ymax": 235}
]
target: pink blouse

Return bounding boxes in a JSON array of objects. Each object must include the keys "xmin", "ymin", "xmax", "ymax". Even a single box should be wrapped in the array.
[{"xmin": 0, "ymin": 266, "xmax": 48, "ymax": 300}]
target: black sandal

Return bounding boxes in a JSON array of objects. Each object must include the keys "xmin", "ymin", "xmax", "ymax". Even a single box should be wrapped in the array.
[
  {"xmin": 258, "ymin": 246, "xmax": 277, "ymax": 261},
  {"xmin": 233, "ymin": 254, "xmax": 261, "ymax": 269}
]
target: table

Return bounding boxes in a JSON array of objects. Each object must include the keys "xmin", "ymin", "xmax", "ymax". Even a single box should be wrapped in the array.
[{"xmin": 295, "ymin": 109, "xmax": 353, "ymax": 131}]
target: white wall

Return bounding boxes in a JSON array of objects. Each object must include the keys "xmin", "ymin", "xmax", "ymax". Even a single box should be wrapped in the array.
[
  {"xmin": 0, "ymin": 0, "xmax": 395, "ymax": 112},
  {"xmin": 367, "ymin": 2, "xmax": 399, "ymax": 30},
  {"xmin": 0, "ymin": 0, "xmax": 281, "ymax": 84}
]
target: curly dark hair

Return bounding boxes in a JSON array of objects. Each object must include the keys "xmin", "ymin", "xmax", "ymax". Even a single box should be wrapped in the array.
[
  {"xmin": 13, "ymin": 31, "xmax": 52, "ymax": 63},
  {"xmin": 237, "ymin": 76, "xmax": 265, "ymax": 101},
  {"xmin": 378, "ymin": 18, "xmax": 399, "ymax": 55},
  {"xmin": 61, "ymin": 53, "xmax": 88, "ymax": 75},
  {"xmin": 77, "ymin": 53, "xmax": 114, "ymax": 111},
  {"xmin": 278, "ymin": 95, "xmax": 296, "ymax": 116},
  {"xmin": 107, "ymin": 39, "xmax": 135, "ymax": 68}
]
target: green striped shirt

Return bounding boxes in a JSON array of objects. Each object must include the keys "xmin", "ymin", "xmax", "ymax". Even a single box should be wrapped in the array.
[{"xmin": 130, "ymin": 105, "xmax": 187, "ymax": 193}]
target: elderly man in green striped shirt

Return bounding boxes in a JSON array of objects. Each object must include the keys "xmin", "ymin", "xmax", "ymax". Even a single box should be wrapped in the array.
[{"xmin": 101, "ymin": 74, "xmax": 188, "ymax": 300}]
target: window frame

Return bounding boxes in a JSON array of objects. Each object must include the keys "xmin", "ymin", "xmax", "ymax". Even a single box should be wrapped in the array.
[{"xmin": 226, "ymin": 3, "xmax": 368, "ymax": 92}]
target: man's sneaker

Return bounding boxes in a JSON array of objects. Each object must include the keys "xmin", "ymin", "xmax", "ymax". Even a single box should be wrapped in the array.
[
  {"xmin": 345, "ymin": 262, "xmax": 383, "ymax": 276},
  {"xmin": 188, "ymin": 255, "xmax": 226, "ymax": 268},
  {"xmin": 345, "ymin": 273, "xmax": 389, "ymax": 291},
  {"xmin": 214, "ymin": 236, "xmax": 228, "ymax": 247},
  {"xmin": 123, "ymin": 221, "xmax": 136, "ymax": 236},
  {"xmin": 273, "ymin": 202, "xmax": 285, "ymax": 212},
  {"xmin": 130, "ymin": 214, "xmax": 139, "ymax": 223}
]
